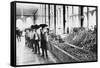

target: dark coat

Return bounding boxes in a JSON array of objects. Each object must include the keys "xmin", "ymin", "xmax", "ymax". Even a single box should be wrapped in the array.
[{"xmin": 41, "ymin": 32, "xmax": 47, "ymax": 49}]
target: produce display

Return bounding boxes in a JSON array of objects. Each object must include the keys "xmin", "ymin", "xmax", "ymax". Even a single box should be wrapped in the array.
[
  {"xmin": 63, "ymin": 27, "xmax": 97, "ymax": 53},
  {"xmin": 48, "ymin": 26, "xmax": 97, "ymax": 62},
  {"xmin": 57, "ymin": 44, "xmax": 96, "ymax": 61}
]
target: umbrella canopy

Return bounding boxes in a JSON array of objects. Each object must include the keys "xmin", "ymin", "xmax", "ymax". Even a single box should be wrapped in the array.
[
  {"xmin": 35, "ymin": 25, "xmax": 40, "ymax": 29},
  {"xmin": 31, "ymin": 24, "xmax": 40, "ymax": 29},
  {"xmin": 31, "ymin": 25, "xmax": 36, "ymax": 29},
  {"xmin": 39, "ymin": 24, "xmax": 48, "ymax": 28}
]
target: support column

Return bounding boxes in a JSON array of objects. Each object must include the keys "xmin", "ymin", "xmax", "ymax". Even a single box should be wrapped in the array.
[
  {"xmin": 54, "ymin": 5, "xmax": 56, "ymax": 33},
  {"xmin": 63, "ymin": 5, "xmax": 66, "ymax": 34},
  {"xmin": 72, "ymin": 6, "xmax": 74, "ymax": 27},
  {"xmin": 79, "ymin": 6, "xmax": 84, "ymax": 27},
  {"xmin": 45, "ymin": 4, "xmax": 46, "ymax": 24},
  {"xmin": 33, "ymin": 14, "xmax": 36, "ymax": 24},
  {"xmin": 80, "ymin": 6, "xmax": 84, "ymax": 27},
  {"xmin": 48, "ymin": 4, "xmax": 50, "ymax": 28},
  {"xmin": 67, "ymin": 6, "xmax": 69, "ymax": 34},
  {"xmin": 33, "ymin": 9, "xmax": 38, "ymax": 25}
]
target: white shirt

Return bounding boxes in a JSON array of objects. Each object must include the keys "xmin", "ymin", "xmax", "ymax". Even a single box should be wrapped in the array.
[{"xmin": 35, "ymin": 33, "xmax": 39, "ymax": 40}]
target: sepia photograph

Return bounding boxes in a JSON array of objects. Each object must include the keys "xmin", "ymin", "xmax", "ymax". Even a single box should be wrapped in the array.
[{"xmin": 14, "ymin": 1, "xmax": 97, "ymax": 66}]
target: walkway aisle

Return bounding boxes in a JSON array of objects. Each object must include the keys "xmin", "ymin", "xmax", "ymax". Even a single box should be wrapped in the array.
[{"xmin": 16, "ymin": 36, "xmax": 58, "ymax": 65}]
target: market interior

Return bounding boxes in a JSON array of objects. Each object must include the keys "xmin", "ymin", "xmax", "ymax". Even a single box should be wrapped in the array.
[{"xmin": 16, "ymin": 3, "xmax": 97, "ymax": 65}]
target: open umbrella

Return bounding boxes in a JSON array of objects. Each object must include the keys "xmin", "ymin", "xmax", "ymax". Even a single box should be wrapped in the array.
[
  {"xmin": 35, "ymin": 25, "xmax": 40, "ymax": 29},
  {"xmin": 31, "ymin": 25, "xmax": 36, "ymax": 29},
  {"xmin": 31, "ymin": 24, "xmax": 40, "ymax": 29},
  {"xmin": 39, "ymin": 24, "xmax": 48, "ymax": 28}
]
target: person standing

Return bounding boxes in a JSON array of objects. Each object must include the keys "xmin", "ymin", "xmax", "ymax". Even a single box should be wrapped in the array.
[
  {"xmin": 40, "ymin": 28, "xmax": 44, "ymax": 56},
  {"xmin": 40, "ymin": 28, "xmax": 48, "ymax": 58},
  {"xmin": 31, "ymin": 29, "xmax": 35, "ymax": 52},
  {"xmin": 33, "ymin": 29, "xmax": 40, "ymax": 54}
]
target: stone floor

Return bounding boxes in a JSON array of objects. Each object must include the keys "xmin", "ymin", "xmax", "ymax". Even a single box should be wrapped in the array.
[{"xmin": 16, "ymin": 36, "xmax": 58, "ymax": 65}]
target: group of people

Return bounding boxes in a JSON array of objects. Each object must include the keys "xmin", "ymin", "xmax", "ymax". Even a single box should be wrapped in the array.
[
  {"xmin": 25, "ymin": 25, "xmax": 49, "ymax": 58},
  {"xmin": 16, "ymin": 29, "xmax": 22, "ymax": 42}
]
